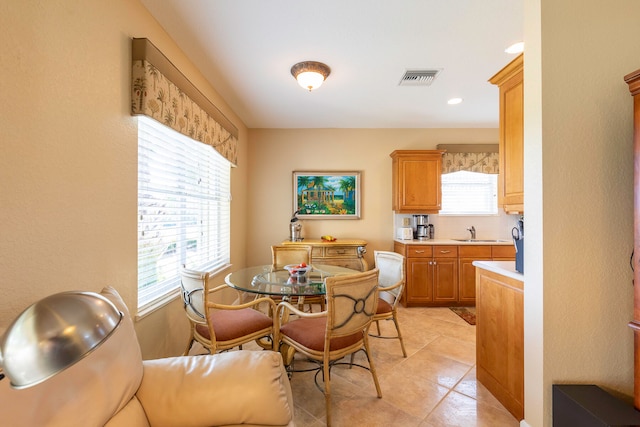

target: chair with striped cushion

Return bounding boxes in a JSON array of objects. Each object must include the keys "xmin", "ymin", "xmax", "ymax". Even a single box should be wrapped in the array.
[{"xmin": 181, "ymin": 268, "xmax": 276, "ymax": 355}]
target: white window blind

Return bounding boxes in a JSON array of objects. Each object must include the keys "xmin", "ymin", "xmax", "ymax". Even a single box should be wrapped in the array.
[
  {"xmin": 137, "ymin": 116, "xmax": 231, "ymax": 310},
  {"xmin": 440, "ymin": 171, "xmax": 498, "ymax": 215}
]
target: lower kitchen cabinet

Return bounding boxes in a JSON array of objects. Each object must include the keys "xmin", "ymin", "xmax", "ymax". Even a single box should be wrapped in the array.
[
  {"xmin": 433, "ymin": 246, "xmax": 458, "ymax": 303},
  {"xmin": 395, "ymin": 242, "xmax": 515, "ymax": 307},
  {"xmin": 397, "ymin": 244, "xmax": 458, "ymax": 306},
  {"xmin": 459, "ymin": 246, "xmax": 492, "ymax": 303},
  {"xmin": 475, "ymin": 263, "xmax": 524, "ymax": 420},
  {"xmin": 406, "ymin": 255, "xmax": 433, "ymax": 304}
]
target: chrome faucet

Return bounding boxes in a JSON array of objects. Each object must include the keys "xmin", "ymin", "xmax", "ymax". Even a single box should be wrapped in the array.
[{"xmin": 467, "ymin": 226, "xmax": 476, "ymax": 239}]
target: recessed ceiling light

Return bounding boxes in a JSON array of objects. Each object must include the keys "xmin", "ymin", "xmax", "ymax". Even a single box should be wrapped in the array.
[
  {"xmin": 505, "ymin": 42, "xmax": 524, "ymax": 54},
  {"xmin": 447, "ymin": 98, "xmax": 463, "ymax": 105}
]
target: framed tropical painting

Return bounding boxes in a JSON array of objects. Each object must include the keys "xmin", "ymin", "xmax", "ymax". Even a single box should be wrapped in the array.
[{"xmin": 292, "ymin": 171, "xmax": 361, "ymax": 219}]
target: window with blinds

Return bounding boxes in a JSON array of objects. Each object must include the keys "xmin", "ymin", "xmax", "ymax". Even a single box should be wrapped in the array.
[
  {"xmin": 137, "ymin": 116, "xmax": 231, "ymax": 312},
  {"xmin": 440, "ymin": 171, "xmax": 498, "ymax": 215}
]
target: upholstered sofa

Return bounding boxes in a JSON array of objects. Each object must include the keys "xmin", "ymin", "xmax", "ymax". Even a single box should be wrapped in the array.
[{"xmin": 0, "ymin": 287, "xmax": 295, "ymax": 427}]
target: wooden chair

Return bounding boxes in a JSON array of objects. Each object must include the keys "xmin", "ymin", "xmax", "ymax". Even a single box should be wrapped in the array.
[
  {"xmin": 271, "ymin": 244, "xmax": 312, "ymax": 269},
  {"xmin": 276, "ymin": 269, "xmax": 382, "ymax": 427},
  {"xmin": 369, "ymin": 250, "xmax": 408, "ymax": 357},
  {"xmin": 180, "ymin": 267, "xmax": 276, "ymax": 355},
  {"xmin": 271, "ymin": 244, "xmax": 325, "ymax": 312}
]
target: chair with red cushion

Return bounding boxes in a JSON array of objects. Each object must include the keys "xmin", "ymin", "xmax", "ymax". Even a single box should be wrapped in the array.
[
  {"xmin": 181, "ymin": 268, "xmax": 276, "ymax": 355},
  {"xmin": 369, "ymin": 250, "xmax": 407, "ymax": 357},
  {"xmin": 276, "ymin": 268, "xmax": 382, "ymax": 427}
]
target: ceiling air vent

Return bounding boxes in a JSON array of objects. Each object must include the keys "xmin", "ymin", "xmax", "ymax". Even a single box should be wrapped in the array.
[{"xmin": 399, "ymin": 68, "xmax": 442, "ymax": 86}]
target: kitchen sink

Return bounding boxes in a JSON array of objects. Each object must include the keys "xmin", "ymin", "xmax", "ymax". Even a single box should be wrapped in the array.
[{"xmin": 452, "ymin": 239, "xmax": 510, "ymax": 243}]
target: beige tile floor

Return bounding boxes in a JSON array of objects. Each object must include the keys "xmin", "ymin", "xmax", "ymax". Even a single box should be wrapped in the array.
[
  {"xmin": 284, "ymin": 305, "xmax": 519, "ymax": 427},
  {"xmin": 190, "ymin": 305, "xmax": 520, "ymax": 427}
]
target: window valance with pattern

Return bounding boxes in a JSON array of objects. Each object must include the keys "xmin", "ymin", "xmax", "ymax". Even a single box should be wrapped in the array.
[
  {"xmin": 437, "ymin": 144, "xmax": 499, "ymax": 174},
  {"xmin": 131, "ymin": 38, "xmax": 238, "ymax": 165}
]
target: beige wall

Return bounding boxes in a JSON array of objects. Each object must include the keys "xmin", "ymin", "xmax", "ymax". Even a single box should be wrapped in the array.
[
  {"xmin": 0, "ymin": 0, "xmax": 249, "ymax": 359},
  {"xmin": 245, "ymin": 128, "xmax": 510, "ymax": 267},
  {"xmin": 524, "ymin": 0, "xmax": 640, "ymax": 426}
]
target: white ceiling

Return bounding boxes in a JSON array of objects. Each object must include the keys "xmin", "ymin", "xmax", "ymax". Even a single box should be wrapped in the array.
[{"xmin": 140, "ymin": 0, "xmax": 523, "ymax": 129}]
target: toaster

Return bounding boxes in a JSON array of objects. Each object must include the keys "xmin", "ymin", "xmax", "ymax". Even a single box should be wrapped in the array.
[{"xmin": 397, "ymin": 227, "xmax": 414, "ymax": 240}]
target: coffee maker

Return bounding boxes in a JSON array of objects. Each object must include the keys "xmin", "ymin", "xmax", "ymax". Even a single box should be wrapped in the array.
[
  {"xmin": 289, "ymin": 210, "xmax": 303, "ymax": 241},
  {"xmin": 413, "ymin": 214, "xmax": 429, "ymax": 240}
]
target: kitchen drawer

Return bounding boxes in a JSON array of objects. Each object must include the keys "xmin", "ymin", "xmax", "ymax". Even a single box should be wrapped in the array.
[
  {"xmin": 407, "ymin": 246, "xmax": 433, "ymax": 258},
  {"xmin": 325, "ymin": 246, "xmax": 358, "ymax": 257},
  {"xmin": 318, "ymin": 258, "xmax": 364, "ymax": 270},
  {"xmin": 459, "ymin": 245, "xmax": 492, "ymax": 258},
  {"xmin": 433, "ymin": 246, "xmax": 458, "ymax": 258},
  {"xmin": 311, "ymin": 247, "xmax": 324, "ymax": 258},
  {"xmin": 493, "ymin": 245, "xmax": 516, "ymax": 259}
]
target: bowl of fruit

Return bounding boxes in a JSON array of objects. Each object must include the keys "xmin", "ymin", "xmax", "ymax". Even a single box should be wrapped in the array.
[{"xmin": 284, "ymin": 263, "xmax": 312, "ymax": 282}]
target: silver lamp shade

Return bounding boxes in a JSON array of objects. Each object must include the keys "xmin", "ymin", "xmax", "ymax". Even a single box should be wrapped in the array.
[{"xmin": 0, "ymin": 291, "xmax": 123, "ymax": 389}]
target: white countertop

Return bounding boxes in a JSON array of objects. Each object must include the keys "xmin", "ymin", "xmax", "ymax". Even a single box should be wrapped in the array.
[
  {"xmin": 394, "ymin": 238, "xmax": 513, "ymax": 246},
  {"xmin": 472, "ymin": 260, "xmax": 523, "ymax": 281}
]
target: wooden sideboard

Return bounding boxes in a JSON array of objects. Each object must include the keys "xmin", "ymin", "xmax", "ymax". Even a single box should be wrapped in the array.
[{"xmin": 281, "ymin": 239, "xmax": 368, "ymax": 271}]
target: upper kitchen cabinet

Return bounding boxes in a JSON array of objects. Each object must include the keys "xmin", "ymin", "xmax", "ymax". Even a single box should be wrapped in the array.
[
  {"xmin": 490, "ymin": 54, "xmax": 524, "ymax": 214},
  {"xmin": 390, "ymin": 150, "xmax": 445, "ymax": 213}
]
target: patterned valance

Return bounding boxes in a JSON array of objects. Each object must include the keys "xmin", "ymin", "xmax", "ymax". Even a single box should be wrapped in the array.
[
  {"xmin": 438, "ymin": 144, "xmax": 499, "ymax": 174},
  {"xmin": 131, "ymin": 38, "xmax": 238, "ymax": 165}
]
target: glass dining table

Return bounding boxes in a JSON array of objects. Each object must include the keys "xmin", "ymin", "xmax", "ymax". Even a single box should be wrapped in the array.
[
  {"xmin": 224, "ymin": 264, "xmax": 359, "ymax": 298},
  {"xmin": 225, "ymin": 264, "xmax": 359, "ymax": 366}
]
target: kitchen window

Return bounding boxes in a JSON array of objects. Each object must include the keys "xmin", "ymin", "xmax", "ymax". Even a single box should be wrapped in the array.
[
  {"xmin": 438, "ymin": 145, "xmax": 499, "ymax": 216},
  {"xmin": 440, "ymin": 170, "xmax": 498, "ymax": 215},
  {"xmin": 137, "ymin": 117, "xmax": 231, "ymax": 315}
]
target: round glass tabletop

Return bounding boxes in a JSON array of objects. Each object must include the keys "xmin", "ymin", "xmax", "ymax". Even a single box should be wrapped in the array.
[{"xmin": 225, "ymin": 264, "xmax": 358, "ymax": 296}]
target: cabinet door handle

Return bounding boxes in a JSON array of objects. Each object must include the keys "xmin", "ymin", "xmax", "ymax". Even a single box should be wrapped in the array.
[
  {"xmin": 439, "ymin": 250, "xmax": 451, "ymax": 254},
  {"xmin": 415, "ymin": 250, "xmax": 425, "ymax": 254}
]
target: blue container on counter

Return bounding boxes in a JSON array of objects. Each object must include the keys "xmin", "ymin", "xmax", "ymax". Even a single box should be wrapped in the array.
[{"xmin": 515, "ymin": 237, "xmax": 524, "ymax": 274}]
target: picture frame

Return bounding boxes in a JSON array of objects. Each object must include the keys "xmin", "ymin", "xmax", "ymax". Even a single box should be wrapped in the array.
[{"xmin": 292, "ymin": 171, "xmax": 361, "ymax": 219}]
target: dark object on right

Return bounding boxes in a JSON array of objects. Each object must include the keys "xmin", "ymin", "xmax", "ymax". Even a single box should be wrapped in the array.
[
  {"xmin": 515, "ymin": 237, "xmax": 523, "ymax": 273},
  {"xmin": 553, "ymin": 384, "xmax": 640, "ymax": 427}
]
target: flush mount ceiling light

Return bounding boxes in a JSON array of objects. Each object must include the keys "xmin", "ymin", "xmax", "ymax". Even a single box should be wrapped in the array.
[
  {"xmin": 290, "ymin": 61, "xmax": 331, "ymax": 92},
  {"xmin": 447, "ymin": 98, "xmax": 463, "ymax": 105}
]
